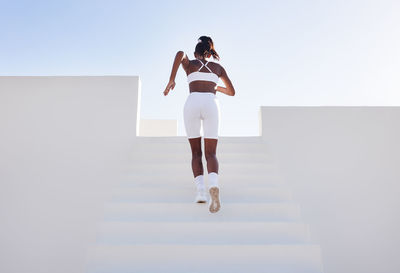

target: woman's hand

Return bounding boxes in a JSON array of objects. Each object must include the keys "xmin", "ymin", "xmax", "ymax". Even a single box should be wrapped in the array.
[
  {"xmin": 163, "ymin": 79, "xmax": 176, "ymax": 96},
  {"xmin": 215, "ymin": 85, "xmax": 235, "ymax": 96},
  {"xmin": 215, "ymin": 85, "xmax": 223, "ymax": 92},
  {"xmin": 215, "ymin": 85, "xmax": 227, "ymax": 94}
]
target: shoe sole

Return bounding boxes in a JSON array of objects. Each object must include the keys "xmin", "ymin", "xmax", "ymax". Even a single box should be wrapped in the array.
[
  {"xmin": 208, "ymin": 186, "xmax": 221, "ymax": 213},
  {"xmin": 196, "ymin": 199, "xmax": 207, "ymax": 203}
]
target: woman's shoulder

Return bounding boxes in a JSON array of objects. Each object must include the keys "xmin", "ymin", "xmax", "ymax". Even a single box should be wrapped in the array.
[
  {"xmin": 186, "ymin": 59, "xmax": 224, "ymax": 76},
  {"xmin": 207, "ymin": 61, "xmax": 224, "ymax": 76}
]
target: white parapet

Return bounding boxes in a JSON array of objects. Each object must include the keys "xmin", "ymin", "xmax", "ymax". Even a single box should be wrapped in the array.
[
  {"xmin": 0, "ymin": 75, "xmax": 141, "ymax": 142},
  {"xmin": 138, "ymin": 119, "xmax": 177, "ymax": 136},
  {"xmin": 2, "ymin": 76, "xmax": 399, "ymax": 273}
]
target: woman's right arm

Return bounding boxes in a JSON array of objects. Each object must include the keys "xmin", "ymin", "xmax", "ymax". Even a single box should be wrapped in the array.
[
  {"xmin": 216, "ymin": 66, "xmax": 235, "ymax": 96},
  {"xmin": 163, "ymin": 51, "xmax": 189, "ymax": 96}
]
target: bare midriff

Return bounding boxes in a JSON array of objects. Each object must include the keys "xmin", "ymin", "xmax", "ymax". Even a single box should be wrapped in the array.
[{"xmin": 189, "ymin": 81, "xmax": 217, "ymax": 94}]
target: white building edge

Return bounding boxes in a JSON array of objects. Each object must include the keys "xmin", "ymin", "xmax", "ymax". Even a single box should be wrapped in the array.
[{"xmin": 1, "ymin": 76, "xmax": 399, "ymax": 273}]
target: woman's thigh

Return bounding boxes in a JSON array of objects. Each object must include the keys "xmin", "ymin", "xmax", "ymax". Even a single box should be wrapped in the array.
[
  {"xmin": 183, "ymin": 96, "xmax": 202, "ymax": 139},
  {"xmin": 202, "ymin": 97, "xmax": 220, "ymax": 139}
]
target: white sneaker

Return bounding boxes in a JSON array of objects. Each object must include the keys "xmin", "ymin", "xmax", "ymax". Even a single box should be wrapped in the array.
[
  {"xmin": 208, "ymin": 186, "xmax": 221, "ymax": 213},
  {"xmin": 194, "ymin": 189, "xmax": 207, "ymax": 203}
]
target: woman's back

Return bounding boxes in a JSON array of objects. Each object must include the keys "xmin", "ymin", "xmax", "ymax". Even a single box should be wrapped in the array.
[{"xmin": 186, "ymin": 59, "xmax": 222, "ymax": 94}]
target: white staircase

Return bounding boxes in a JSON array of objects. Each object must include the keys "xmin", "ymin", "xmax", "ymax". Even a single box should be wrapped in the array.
[{"xmin": 84, "ymin": 136, "xmax": 324, "ymax": 273}]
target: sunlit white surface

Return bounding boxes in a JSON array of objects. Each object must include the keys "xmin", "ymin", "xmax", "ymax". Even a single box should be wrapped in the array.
[{"xmin": 1, "ymin": 76, "xmax": 399, "ymax": 273}]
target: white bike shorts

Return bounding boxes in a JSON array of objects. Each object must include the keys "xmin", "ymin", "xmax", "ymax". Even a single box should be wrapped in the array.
[{"xmin": 183, "ymin": 92, "xmax": 221, "ymax": 139}]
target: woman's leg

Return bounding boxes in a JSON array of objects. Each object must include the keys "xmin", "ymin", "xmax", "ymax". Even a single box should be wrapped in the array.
[
  {"xmin": 183, "ymin": 94, "xmax": 203, "ymax": 177},
  {"xmin": 202, "ymin": 96, "xmax": 221, "ymax": 212},
  {"xmin": 189, "ymin": 137, "xmax": 207, "ymax": 203},
  {"xmin": 204, "ymin": 138, "xmax": 218, "ymax": 174},
  {"xmin": 204, "ymin": 138, "xmax": 220, "ymax": 212},
  {"xmin": 188, "ymin": 137, "xmax": 203, "ymax": 177},
  {"xmin": 203, "ymin": 95, "xmax": 220, "ymax": 174}
]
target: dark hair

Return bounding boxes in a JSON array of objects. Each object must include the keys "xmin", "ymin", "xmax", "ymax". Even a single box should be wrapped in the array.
[{"xmin": 195, "ymin": 36, "xmax": 220, "ymax": 61}]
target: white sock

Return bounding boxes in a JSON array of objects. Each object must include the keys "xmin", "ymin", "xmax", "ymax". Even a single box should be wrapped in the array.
[
  {"xmin": 194, "ymin": 175, "xmax": 205, "ymax": 191},
  {"xmin": 208, "ymin": 172, "xmax": 219, "ymax": 189}
]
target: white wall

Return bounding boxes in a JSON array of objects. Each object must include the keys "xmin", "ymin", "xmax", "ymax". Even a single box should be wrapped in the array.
[
  {"xmin": 0, "ymin": 76, "xmax": 140, "ymax": 273},
  {"xmin": 139, "ymin": 119, "xmax": 177, "ymax": 136},
  {"xmin": 260, "ymin": 106, "xmax": 400, "ymax": 273},
  {"xmin": 2, "ymin": 76, "xmax": 399, "ymax": 273}
]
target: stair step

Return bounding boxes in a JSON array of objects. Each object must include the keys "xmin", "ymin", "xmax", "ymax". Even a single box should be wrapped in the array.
[
  {"xmin": 128, "ymin": 152, "xmax": 274, "ymax": 164},
  {"xmin": 133, "ymin": 136, "xmax": 265, "ymax": 143},
  {"xmin": 84, "ymin": 136, "xmax": 325, "ymax": 272},
  {"xmin": 109, "ymin": 186, "xmax": 293, "ymax": 203},
  {"xmin": 118, "ymin": 173, "xmax": 285, "ymax": 187},
  {"xmin": 102, "ymin": 203, "xmax": 302, "ymax": 222},
  {"xmin": 132, "ymin": 137, "xmax": 266, "ymax": 146},
  {"xmin": 85, "ymin": 244, "xmax": 324, "ymax": 273},
  {"xmin": 129, "ymin": 142, "xmax": 269, "ymax": 154},
  {"xmin": 123, "ymin": 162, "xmax": 279, "ymax": 174},
  {"xmin": 95, "ymin": 221, "xmax": 311, "ymax": 244}
]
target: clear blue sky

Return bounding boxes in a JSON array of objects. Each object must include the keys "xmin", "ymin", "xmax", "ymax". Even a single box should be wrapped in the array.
[{"xmin": 1, "ymin": 0, "xmax": 399, "ymax": 136}]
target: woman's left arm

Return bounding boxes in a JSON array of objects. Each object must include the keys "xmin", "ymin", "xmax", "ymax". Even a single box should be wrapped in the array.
[{"xmin": 163, "ymin": 51, "xmax": 189, "ymax": 96}]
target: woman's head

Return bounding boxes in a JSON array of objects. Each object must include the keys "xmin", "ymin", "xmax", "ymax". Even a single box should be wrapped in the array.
[{"xmin": 194, "ymin": 36, "xmax": 220, "ymax": 61}]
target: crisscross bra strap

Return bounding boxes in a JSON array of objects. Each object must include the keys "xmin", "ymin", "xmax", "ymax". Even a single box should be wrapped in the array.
[
  {"xmin": 187, "ymin": 59, "xmax": 219, "ymax": 84},
  {"xmin": 197, "ymin": 60, "xmax": 212, "ymax": 73}
]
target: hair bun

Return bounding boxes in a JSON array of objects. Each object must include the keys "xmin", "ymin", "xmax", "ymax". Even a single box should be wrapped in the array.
[{"xmin": 195, "ymin": 36, "xmax": 220, "ymax": 61}]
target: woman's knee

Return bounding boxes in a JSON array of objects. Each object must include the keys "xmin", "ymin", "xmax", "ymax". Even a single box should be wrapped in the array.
[
  {"xmin": 205, "ymin": 151, "xmax": 216, "ymax": 161},
  {"xmin": 192, "ymin": 151, "xmax": 203, "ymax": 161}
]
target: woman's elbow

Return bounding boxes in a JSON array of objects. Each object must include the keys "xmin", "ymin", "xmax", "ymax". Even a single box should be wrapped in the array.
[{"xmin": 230, "ymin": 88, "xmax": 236, "ymax": 96}]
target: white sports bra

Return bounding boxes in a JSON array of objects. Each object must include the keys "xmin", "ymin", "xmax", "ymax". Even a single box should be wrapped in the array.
[{"xmin": 187, "ymin": 60, "xmax": 219, "ymax": 85}]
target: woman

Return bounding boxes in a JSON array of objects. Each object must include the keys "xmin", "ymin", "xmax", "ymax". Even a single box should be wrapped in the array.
[{"xmin": 163, "ymin": 36, "xmax": 235, "ymax": 213}]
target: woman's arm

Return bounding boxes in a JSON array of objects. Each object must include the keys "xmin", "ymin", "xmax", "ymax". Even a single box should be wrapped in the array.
[
  {"xmin": 216, "ymin": 66, "xmax": 235, "ymax": 96},
  {"xmin": 215, "ymin": 86, "xmax": 231, "ymax": 95},
  {"xmin": 163, "ymin": 51, "xmax": 189, "ymax": 96}
]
